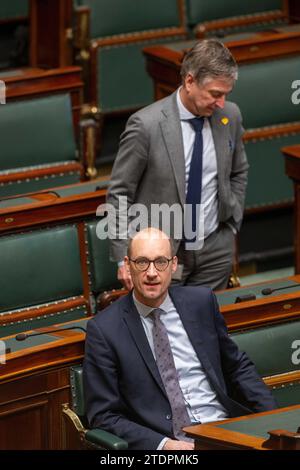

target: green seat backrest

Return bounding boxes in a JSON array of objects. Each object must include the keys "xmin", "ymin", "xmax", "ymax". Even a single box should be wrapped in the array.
[
  {"xmin": 70, "ymin": 365, "xmax": 86, "ymax": 419},
  {"xmin": 231, "ymin": 320, "xmax": 300, "ymax": 377},
  {"xmin": 244, "ymin": 133, "xmax": 299, "ymax": 209},
  {"xmin": 0, "ymin": 0, "xmax": 28, "ymax": 20},
  {"xmin": 0, "ymin": 94, "xmax": 77, "ymax": 171},
  {"xmin": 86, "ymin": 218, "xmax": 121, "ymax": 294},
  {"xmin": 97, "ymin": 38, "xmax": 188, "ymax": 112},
  {"xmin": 0, "ymin": 225, "xmax": 83, "ymax": 313},
  {"xmin": 271, "ymin": 383, "xmax": 300, "ymax": 408},
  {"xmin": 186, "ymin": 0, "xmax": 282, "ymax": 27},
  {"xmin": 76, "ymin": 0, "xmax": 182, "ymax": 38},
  {"xmin": 230, "ymin": 56, "xmax": 300, "ymax": 129}
]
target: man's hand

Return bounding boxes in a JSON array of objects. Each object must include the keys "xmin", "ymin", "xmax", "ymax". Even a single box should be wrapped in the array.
[
  {"xmin": 163, "ymin": 439, "xmax": 194, "ymax": 450},
  {"xmin": 118, "ymin": 265, "xmax": 133, "ymax": 291}
]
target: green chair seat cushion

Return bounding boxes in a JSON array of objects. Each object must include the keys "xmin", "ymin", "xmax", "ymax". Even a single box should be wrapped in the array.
[
  {"xmin": 231, "ymin": 319, "xmax": 300, "ymax": 377},
  {"xmin": 96, "ymin": 36, "xmax": 184, "ymax": 112},
  {"xmin": 0, "ymin": 94, "xmax": 77, "ymax": 171},
  {"xmin": 77, "ymin": 0, "xmax": 181, "ymax": 38},
  {"xmin": 0, "ymin": 0, "xmax": 28, "ymax": 20},
  {"xmin": 244, "ymin": 133, "xmax": 299, "ymax": 209},
  {"xmin": 271, "ymin": 383, "xmax": 300, "ymax": 408},
  {"xmin": 186, "ymin": 0, "xmax": 282, "ymax": 26},
  {"xmin": 230, "ymin": 55, "xmax": 300, "ymax": 129},
  {"xmin": 0, "ymin": 225, "xmax": 83, "ymax": 313},
  {"xmin": 86, "ymin": 219, "xmax": 121, "ymax": 293}
]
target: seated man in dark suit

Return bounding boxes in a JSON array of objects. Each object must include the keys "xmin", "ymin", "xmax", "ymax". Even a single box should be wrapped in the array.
[{"xmin": 83, "ymin": 228, "xmax": 277, "ymax": 450}]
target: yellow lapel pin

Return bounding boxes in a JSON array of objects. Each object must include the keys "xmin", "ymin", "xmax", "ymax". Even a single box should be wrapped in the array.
[{"xmin": 221, "ymin": 117, "xmax": 229, "ymax": 125}]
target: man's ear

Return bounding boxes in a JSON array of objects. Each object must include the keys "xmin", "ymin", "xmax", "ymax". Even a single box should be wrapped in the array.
[
  {"xmin": 171, "ymin": 256, "xmax": 178, "ymax": 274},
  {"xmin": 124, "ymin": 256, "xmax": 131, "ymax": 273},
  {"xmin": 185, "ymin": 73, "xmax": 195, "ymax": 91}
]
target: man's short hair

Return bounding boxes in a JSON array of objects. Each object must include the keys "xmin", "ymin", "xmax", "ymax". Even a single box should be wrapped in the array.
[{"xmin": 180, "ymin": 38, "xmax": 238, "ymax": 85}]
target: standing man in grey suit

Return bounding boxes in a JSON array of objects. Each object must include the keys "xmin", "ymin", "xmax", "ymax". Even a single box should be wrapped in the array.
[{"xmin": 107, "ymin": 39, "xmax": 249, "ymax": 291}]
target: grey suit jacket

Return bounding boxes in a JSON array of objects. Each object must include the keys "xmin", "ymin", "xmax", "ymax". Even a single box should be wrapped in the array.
[{"xmin": 107, "ymin": 91, "xmax": 249, "ymax": 262}]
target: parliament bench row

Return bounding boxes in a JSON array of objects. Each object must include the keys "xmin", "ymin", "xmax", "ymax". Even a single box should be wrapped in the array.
[
  {"xmin": 0, "ymin": 89, "xmax": 100, "ymax": 198},
  {"xmin": 1, "ymin": 0, "xmax": 292, "ymax": 114},
  {"xmin": 0, "ymin": 179, "xmax": 121, "ymax": 339}
]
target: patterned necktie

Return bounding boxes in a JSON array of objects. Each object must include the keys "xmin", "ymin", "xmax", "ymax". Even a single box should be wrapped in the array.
[
  {"xmin": 185, "ymin": 117, "xmax": 204, "ymax": 245},
  {"xmin": 150, "ymin": 308, "xmax": 191, "ymax": 440}
]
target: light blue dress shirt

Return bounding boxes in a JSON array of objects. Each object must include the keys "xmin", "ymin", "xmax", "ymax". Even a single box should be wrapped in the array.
[{"xmin": 133, "ymin": 291, "xmax": 228, "ymax": 447}]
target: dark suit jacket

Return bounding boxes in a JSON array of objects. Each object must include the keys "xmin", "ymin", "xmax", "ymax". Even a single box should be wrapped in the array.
[{"xmin": 83, "ymin": 287, "xmax": 277, "ymax": 450}]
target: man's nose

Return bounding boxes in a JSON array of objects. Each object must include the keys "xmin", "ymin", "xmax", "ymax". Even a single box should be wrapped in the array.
[
  {"xmin": 215, "ymin": 95, "xmax": 226, "ymax": 109},
  {"xmin": 146, "ymin": 261, "xmax": 158, "ymax": 276}
]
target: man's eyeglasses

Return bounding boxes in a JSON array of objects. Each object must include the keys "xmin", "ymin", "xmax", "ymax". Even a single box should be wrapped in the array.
[{"xmin": 129, "ymin": 256, "xmax": 173, "ymax": 272}]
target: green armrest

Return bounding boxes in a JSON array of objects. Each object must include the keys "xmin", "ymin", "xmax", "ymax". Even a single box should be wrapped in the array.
[{"xmin": 85, "ymin": 429, "xmax": 128, "ymax": 450}]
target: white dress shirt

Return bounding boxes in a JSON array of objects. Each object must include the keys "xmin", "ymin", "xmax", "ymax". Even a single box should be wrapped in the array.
[
  {"xmin": 177, "ymin": 88, "xmax": 219, "ymax": 238},
  {"xmin": 133, "ymin": 292, "xmax": 228, "ymax": 447}
]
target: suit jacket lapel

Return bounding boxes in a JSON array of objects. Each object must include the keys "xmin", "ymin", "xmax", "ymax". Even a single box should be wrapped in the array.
[
  {"xmin": 160, "ymin": 93, "xmax": 186, "ymax": 207},
  {"xmin": 122, "ymin": 294, "xmax": 167, "ymax": 397},
  {"xmin": 169, "ymin": 289, "xmax": 225, "ymax": 392},
  {"xmin": 209, "ymin": 110, "xmax": 229, "ymax": 184}
]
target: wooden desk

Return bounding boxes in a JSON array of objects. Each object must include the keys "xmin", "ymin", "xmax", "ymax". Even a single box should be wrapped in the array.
[
  {"xmin": 0, "ymin": 178, "xmax": 107, "ymax": 233},
  {"xmin": 99, "ymin": 275, "xmax": 300, "ymax": 331},
  {"xmin": 184, "ymin": 405, "xmax": 300, "ymax": 450},
  {"xmin": 143, "ymin": 25, "xmax": 300, "ymax": 100},
  {"xmin": 0, "ymin": 318, "xmax": 87, "ymax": 449},
  {"xmin": 283, "ymin": 145, "xmax": 300, "ymax": 273},
  {"xmin": 216, "ymin": 275, "xmax": 300, "ymax": 330}
]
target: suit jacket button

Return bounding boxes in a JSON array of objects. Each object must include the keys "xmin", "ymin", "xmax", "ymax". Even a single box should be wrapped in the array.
[{"xmin": 166, "ymin": 414, "xmax": 172, "ymax": 420}]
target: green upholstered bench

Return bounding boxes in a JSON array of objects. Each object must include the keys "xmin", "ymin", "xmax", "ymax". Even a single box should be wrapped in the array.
[
  {"xmin": 74, "ymin": 0, "xmax": 187, "ymax": 113},
  {"xmin": 0, "ymin": 94, "xmax": 83, "ymax": 197},
  {"xmin": 229, "ymin": 54, "xmax": 300, "ymax": 211},
  {"xmin": 186, "ymin": 0, "xmax": 287, "ymax": 37},
  {"xmin": 0, "ymin": 1, "xmax": 28, "ymax": 22},
  {"xmin": 0, "ymin": 224, "xmax": 89, "ymax": 337},
  {"xmin": 62, "ymin": 365, "xmax": 128, "ymax": 449},
  {"xmin": 85, "ymin": 218, "xmax": 121, "ymax": 306},
  {"xmin": 231, "ymin": 319, "xmax": 300, "ymax": 407}
]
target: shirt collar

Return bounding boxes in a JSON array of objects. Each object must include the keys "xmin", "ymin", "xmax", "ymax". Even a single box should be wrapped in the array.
[
  {"xmin": 133, "ymin": 291, "xmax": 172, "ymax": 318},
  {"xmin": 176, "ymin": 87, "xmax": 196, "ymax": 120}
]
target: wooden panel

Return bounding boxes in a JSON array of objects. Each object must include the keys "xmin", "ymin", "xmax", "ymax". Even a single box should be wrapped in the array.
[
  {"xmin": 30, "ymin": 0, "xmax": 73, "ymax": 68},
  {"xmin": 0, "ymin": 322, "xmax": 85, "ymax": 449}
]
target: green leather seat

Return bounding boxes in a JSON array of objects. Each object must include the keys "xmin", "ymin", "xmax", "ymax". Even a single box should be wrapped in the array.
[
  {"xmin": 75, "ymin": 0, "xmax": 186, "ymax": 112},
  {"xmin": 231, "ymin": 320, "xmax": 300, "ymax": 407},
  {"xmin": 0, "ymin": 94, "xmax": 81, "ymax": 197},
  {"xmin": 0, "ymin": 225, "xmax": 88, "ymax": 337},
  {"xmin": 186, "ymin": 0, "xmax": 285, "ymax": 34},
  {"xmin": 86, "ymin": 218, "xmax": 121, "ymax": 307},
  {"xmin": 0, "ymin": 1, "xmax": 28, "ymax": 21},
  {"xmin": 62, "ymin": 365, "xmax": 128, "ymax": 449},
  {"xmin": 228, "ymin": 55, "xmax": 300, "ymax": 210}
]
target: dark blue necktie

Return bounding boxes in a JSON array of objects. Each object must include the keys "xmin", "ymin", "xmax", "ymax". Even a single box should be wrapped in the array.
[{"xmin": 185, "ymin": 117, "xmax": 204, "ymax": 244}]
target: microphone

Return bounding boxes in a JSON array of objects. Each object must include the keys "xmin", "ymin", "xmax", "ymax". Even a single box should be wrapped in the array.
[
  {"xmin": 261, "ymin": 284, "xmax": 300, "ymax": 296},
  {"xmin": 15, "ymin": 326, "xmax": 86, "ymax": 341},
  {"xmin": 235, "ymin": 293, "xmax": 256, "ymax": 303}
]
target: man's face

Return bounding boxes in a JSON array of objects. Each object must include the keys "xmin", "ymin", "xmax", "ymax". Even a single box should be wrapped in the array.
[
  {"xmin": 181, "ymin": 74, "xmax": 233, "ymax": 117},
  {"xmin": 125, "ymin": 232, "xmax": 177, "ymax": 307}
]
